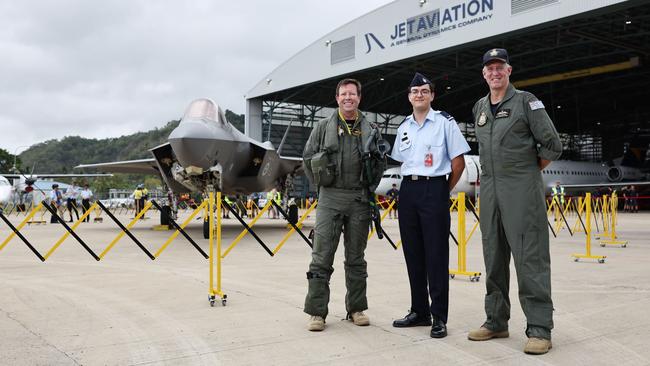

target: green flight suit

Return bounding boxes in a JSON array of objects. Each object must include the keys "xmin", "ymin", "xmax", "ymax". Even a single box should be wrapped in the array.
[
  {"xmin": 302, "ymin": 110, "xmax": 385, "ymax": 318},
  {"xmin": 473, "ymin": 83, "xmax": 562, "ymax": 340}
]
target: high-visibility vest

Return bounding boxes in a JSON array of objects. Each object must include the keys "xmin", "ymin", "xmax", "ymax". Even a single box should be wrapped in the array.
[{"xmin": 552, "ymin": 186, "xmax": 565, "ymax": 204}]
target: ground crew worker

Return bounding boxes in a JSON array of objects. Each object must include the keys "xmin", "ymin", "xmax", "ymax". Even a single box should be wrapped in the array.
[
  {"xmin": 552, "ymin": 181, "xmax": 565, "ymax": 219},
  {"xmin": 390, "ymin": 72, "xmax": 470, "ymax": 338},
  {"xmin": 79, "ymin": 184, "xmax": 93, "ymax": 222},
  {"xmin": 132, "ymin": 185, "xmax": 143, "ymax": 217},
  {"xmin": 65, "ymin": 181, "xmax": 80, "ymax": 222},
  {"xmin": 49, "ymin": 184, "xmax": 64, "ymax": 223},
  {"xmin": 385, "ymin": 183, "xmax": 399, "ymax": 219},
  {"xmin": 266, "ymin": 189, "xmax": 278, "ymax": 219},
  {"xmin": 302, "ymin": 78, "xmax": 385, "ymax": 331},
  {"xmin": 468, "ymin": 48, "xmax": 562, "ymax": 355},
  {"xmin": 141, "ymin": 185, "xmax": 149, "ymax": 218}
]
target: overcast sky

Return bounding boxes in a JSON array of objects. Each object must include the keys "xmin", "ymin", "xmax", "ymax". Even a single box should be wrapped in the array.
[{"xmin": 0, "ymin": 1, "xmax": 392, "ymax": 155}]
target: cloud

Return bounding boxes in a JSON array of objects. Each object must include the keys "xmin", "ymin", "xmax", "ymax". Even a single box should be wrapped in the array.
[{"xmin": 0, "ymin": 0, "xmax": 390, "ymax": 154}]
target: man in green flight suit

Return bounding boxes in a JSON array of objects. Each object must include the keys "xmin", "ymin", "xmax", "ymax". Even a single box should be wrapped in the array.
[
  {"xmin": 468, "ymin": 48, "xmax": 562, "ymax": 355},
  {"xmin": 302, "ymin": 78, "xmax": 385, "ymax": 331}
]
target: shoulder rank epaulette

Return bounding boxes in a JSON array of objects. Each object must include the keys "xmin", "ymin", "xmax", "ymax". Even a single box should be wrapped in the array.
[{"xmin": 440, "ymin": 111, "xmax": 455, "ymax": 121}]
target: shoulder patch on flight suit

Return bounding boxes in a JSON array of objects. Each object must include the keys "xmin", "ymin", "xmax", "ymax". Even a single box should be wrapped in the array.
[
  {"xmin": 529, "ymin": 100, "xmax": 545, "ymax": 110},
  {"xmin": 440, "ymin": 111, "xmax": 455, "ymax": 121},
  {"xmin": 477, "ymin": 112, "xmax": 487, "ymax": 126}
]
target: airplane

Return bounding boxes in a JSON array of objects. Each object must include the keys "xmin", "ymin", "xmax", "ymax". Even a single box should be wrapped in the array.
[
  {"xmin": 0, "ymin": 176, "xmax": 12, "ymax": 203},
  {"xmin": 0, "ymin": 173, "xmax": 113, "ymax": 205},
  {"xmin": 375, "ymin": 155, "xmax": 650, "ymax": 199},
  {"xmin": 75, "ymin": 98, "xmax": 303, "ymax": 232}
]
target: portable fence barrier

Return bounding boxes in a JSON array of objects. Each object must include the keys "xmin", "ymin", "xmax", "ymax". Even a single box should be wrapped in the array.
[
  {"xmin": 572, "ymin": 193, "xmax": 607, "ymax": 263},
  {"xmin": 449, "ymin": 192, "xmax": 481, "ymax": 282},
  {"xmin": 598, "ymin": 193, "xmax": 628, "ymax": 248},
  {"xmin": 3, "ymin": 189, "xmax": 637, "ymax": 307}
]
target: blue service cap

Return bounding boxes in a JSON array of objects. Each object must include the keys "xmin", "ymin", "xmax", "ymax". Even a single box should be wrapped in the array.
[
  {"xmin": 482, "ymin": 48, "xmax": 509, "ymax": 65},
  {"xmin": 409, "ymin": 72, "xmax": 432, "ymax": 88}
]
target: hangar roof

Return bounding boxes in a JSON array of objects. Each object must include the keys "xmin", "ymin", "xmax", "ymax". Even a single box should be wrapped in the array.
[{"xmin": 247, "ymin": 0, "xmax": 650, "ymax": 159}]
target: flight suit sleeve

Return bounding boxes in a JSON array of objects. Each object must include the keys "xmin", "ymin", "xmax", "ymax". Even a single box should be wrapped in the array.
[
  {"xmin": 302, "ymin": 121, "xmax": 324, "ymax": 183},
  {"xmin": 524, "ymin": 94, "xmax": 563, "ymax": 161},
  {"xmin": 371, "ymin": 128, "xmax": 387, "ymax": 190}
]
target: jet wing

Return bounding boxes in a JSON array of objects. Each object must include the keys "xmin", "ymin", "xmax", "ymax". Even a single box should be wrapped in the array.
[
  {"xmin": 75, "ymin": 158, "xmax": 158, "ymax": 174},
  {"xmin": 561, "ymin": 181, "xmax": 650, "ymax": 189},
  {"xmin": 1, "ymin": 173, "xmax": 113, "ymax": 178}
]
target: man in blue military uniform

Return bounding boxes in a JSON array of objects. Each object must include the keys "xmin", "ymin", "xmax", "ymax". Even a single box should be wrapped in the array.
[
  {"xmin": 391, "ymin": 72, "xmax": 470, "ymax": 338},
  {"xmin": 468, "ymin": 48, "xmax": 562, "ymax": 355}
]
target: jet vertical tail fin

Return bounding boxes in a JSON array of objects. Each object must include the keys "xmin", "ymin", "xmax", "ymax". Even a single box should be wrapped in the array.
[{"xmin": 276, "ymin": 118, "xmax": 294, "ymax": 157}]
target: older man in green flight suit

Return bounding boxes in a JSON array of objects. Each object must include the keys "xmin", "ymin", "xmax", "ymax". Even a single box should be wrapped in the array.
[
  {"xmin": 468, "ymin": 48, "xmax": 562, "ymax": 355},
  {"xmin": 302, "ymin": 78, "xmax": 385, "ymax": 332}
]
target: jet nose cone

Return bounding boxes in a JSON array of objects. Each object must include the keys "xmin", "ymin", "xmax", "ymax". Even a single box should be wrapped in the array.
[{"xmin": 169, "ymin": 122, "xmax": 218, "ymax": 170}]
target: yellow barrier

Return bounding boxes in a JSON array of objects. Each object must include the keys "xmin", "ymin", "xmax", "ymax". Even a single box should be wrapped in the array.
[
  {"xmin": 43, "ymin": 202, "xmax": 99, "ymax": 260},
  {"xmin": 0, "ymin": 202, "xmax": 45, "ymax": 252},
  {"xmin": 154, "ymin": 200, "xmax": 208, "ymax": 258},
  {"xmin": 209, "ymin": 191, "xmax": 227, "ymax": 306},
  {"xmin": 98, "ymin": 201, "xmax": 153, "ymax": 259},
  {"xmin": 221, "ymin": 199, "xmax": 273, "ymax": 258},
  {"xmin": 449, "ymin": 192, "xmax": 481, "ymax": 281},
  {"xmin": 599, "ymin": 192, "xmax": 628, "ymax": 247},
  {"xmin": 273, "ymin": 201, "xmax": 318, "ymax": 255},
  {"xmin": 572, "ymin": 193, "xmax": 606, "ymax": 263}
]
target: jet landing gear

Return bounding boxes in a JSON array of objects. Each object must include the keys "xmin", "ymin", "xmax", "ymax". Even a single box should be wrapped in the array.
[{"xmin": 203, "ymin": 219, "xmax": 210, "ymax": 239}]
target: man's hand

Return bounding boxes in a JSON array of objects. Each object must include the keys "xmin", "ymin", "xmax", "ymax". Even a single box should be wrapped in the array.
[{"xmin": 538, "ymin": 158, "xmax": 551, "ymax": 170}]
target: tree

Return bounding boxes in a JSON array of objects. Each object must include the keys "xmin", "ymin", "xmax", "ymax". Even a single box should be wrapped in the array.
[{"xmin": 0, "ymin": 148, "xmax": 21, "ymax": 172}]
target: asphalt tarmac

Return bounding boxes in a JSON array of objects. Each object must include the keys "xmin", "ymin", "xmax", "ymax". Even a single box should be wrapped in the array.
[{"xmin": 1, "ymin": 207, "xmax": 649, "ymax": 365}]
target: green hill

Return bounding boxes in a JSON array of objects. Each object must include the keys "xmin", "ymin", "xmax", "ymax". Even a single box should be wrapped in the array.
[{"xmin": 17, "ymin": 110, "xmax": 244, "ymax": 174}]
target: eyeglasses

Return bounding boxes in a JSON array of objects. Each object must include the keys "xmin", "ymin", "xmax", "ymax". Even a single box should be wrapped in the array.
[{"xmin": 409, "ymin": 89, "xmax": 431, "ymax": 96}]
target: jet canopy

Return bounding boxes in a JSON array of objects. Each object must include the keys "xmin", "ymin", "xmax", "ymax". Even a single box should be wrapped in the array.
[{"xmin": 182, "ymin": 98, "xmax": 226, "ymax": 125}]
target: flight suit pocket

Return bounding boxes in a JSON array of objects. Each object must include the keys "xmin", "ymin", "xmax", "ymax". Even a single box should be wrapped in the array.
[{"xmin": 520, "ymin": 230, "xmax": 541, "ymax": 273}]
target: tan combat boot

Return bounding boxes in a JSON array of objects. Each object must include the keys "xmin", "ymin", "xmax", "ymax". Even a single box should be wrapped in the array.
[
  {"xmin": 468, "ymin": 326, "xmax": 509, "ymax": 341},
  {"xmin": 307, "ymin": 315, "xmax": 325, "ymax": 331},
  {"xmin": 349, "ymin": 311, "xmax": 370, "ymax": 326},
  {"xmin": 524, "ymin": 337, "xmax": 552, "ymax": 355}
]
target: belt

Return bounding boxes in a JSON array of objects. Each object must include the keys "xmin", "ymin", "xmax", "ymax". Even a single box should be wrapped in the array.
[{"xmin": 403, "ymin": 175, "xmax": 444, "ymax": 181}]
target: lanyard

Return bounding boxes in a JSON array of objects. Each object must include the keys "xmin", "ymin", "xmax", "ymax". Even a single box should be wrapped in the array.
[{"xmin": 337, "ymin": 109, "xmax": 358, "ymax": 135}]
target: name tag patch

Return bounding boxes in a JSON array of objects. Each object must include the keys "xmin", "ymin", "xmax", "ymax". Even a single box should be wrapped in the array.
[
  {"xmin": 529, "ymin": 100, "xmax": 545, "ymax": 110},
  {"xmin": 495, "ymin": 109, "xmax": 510, "ymax": 119}
]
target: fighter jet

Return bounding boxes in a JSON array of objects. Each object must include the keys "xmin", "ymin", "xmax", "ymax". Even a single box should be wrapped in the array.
[{"xmin": 75, "ymin": 98, "xmax": 303, "ymax": 196}]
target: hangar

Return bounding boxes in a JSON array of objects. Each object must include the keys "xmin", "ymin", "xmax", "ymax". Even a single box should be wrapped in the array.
[{"xmin": 245, "ymin": 0, "xmax": 650, "ymax": 183}]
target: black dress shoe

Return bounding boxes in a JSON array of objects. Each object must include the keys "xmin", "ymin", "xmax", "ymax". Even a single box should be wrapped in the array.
[
  {"xmin": 430, "ymin": 317, "xmax": 447, "ymax": 338},
  {"xmin": 392, "ymin": 311, "xmax": 432, "ymax": 328}
]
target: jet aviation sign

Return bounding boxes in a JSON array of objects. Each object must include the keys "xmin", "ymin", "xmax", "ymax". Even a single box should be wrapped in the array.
[{"xmin": 365, "ymin": 0, "xmax": 494, "ymax": 53}]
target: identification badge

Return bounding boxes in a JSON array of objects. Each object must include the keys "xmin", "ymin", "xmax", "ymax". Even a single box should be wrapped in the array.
[
  {"xmin": 477, "ymin": 112, "xmax": 487, "ymax": 127},
  {"xmin": 495, "ymin": 109, "xmax": 510, "ymax": 119},
  {"xmin": 424, "ymin": 153, "xmax": 433, "ymax": 167},
  {"xmin": 338, "ymin": 126, "xmax": 344, "ymax": 136}
]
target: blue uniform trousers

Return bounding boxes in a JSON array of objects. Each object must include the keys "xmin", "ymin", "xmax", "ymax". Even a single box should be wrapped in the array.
[{"xmin": 398, "ymin": 176, "xmax": 450, "ymax": 323}]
